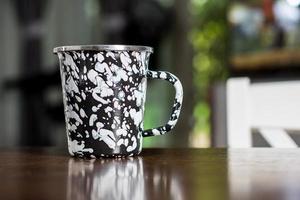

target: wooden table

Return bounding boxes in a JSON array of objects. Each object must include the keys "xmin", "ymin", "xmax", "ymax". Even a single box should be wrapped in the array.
[{"xmin": 1, "ymin": 148, "xmax": 300, "ymax": 200}]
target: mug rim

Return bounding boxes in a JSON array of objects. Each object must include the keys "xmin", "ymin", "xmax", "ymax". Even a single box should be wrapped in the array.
[{"xmin": 53, "ymin": 44, "xmax": 153, "ymax": 53}]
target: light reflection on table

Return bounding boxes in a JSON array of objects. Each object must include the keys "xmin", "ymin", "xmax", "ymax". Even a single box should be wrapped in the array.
[{"xmin": 228, "ymin": 149, "xmax": 300, "ymax": 200}]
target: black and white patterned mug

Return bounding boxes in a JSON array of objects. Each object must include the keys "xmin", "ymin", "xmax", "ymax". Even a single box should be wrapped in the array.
[{"xmin": 53, "ymin": 45, "xmax": 183, "ymax": 158}]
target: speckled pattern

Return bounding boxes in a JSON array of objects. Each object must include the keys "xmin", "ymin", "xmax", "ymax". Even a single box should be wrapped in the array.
[{"xmin": 56, "ymin": 49, "xmax": 183, "ymax": 158}]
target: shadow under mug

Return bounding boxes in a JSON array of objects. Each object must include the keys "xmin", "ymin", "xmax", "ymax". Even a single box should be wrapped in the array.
[{"xmin": 54, "ymin": 45, "xmax": 183, "ymax": 157}]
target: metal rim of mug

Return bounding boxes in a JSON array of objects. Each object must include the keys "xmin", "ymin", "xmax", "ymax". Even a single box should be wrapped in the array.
[{"xmin": 53, "ymin": 44, "xmax": 154, "ymax": 53}]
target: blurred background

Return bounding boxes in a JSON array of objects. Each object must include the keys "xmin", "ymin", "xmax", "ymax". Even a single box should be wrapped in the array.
[{"xmin": 1, "ymin": 0, "xmax": 300, "ymax": 148}]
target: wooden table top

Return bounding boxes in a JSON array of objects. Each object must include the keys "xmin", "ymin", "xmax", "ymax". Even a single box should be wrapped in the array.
[{"xmin": 1, "ymin": 148, "xmax": 300, "ymax": 200}]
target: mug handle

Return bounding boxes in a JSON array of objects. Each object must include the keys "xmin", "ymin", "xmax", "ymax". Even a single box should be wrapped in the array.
[{"xmin": 142, "ymin": 70, "xmax": 183, "ymax": 137}]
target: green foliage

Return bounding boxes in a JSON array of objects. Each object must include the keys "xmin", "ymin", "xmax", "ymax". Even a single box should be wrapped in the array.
[
  {"xmin": 193, "ymin": 101, "xmax": 210, "ymax": 134},
  {"xmin": 190, "ymin": 0, "xmax": 229, "ymax": 135}
]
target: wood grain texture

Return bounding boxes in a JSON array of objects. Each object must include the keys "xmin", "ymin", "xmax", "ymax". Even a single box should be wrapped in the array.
[{"xmin": 0, "ymin": 148, "xmax": 300, "ymax": 200}]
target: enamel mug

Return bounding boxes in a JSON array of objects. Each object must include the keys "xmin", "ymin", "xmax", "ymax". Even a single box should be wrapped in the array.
[{"xmin": 54, "ymin": 45, "xmax": 183, "ymax": 157}]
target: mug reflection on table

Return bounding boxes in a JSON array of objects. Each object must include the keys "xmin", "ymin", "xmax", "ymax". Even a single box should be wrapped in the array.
[
  {"xmin": 67, "ymin": 157, "xmax": 184, "ymax": 200},
  {"xmin": 67, "ymin": 158, "xmax": 144, "ymax": 200}
]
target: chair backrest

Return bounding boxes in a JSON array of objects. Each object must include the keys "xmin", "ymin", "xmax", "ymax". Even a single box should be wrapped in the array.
[{"xmin": 226, "ymin": 77, "xmax": 300, "ymax": 148}]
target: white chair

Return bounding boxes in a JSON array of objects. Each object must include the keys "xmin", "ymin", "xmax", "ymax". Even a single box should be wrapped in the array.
[{"xmin": 226, "ymin": 77, "xmax": 300, "ymax": 148}]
